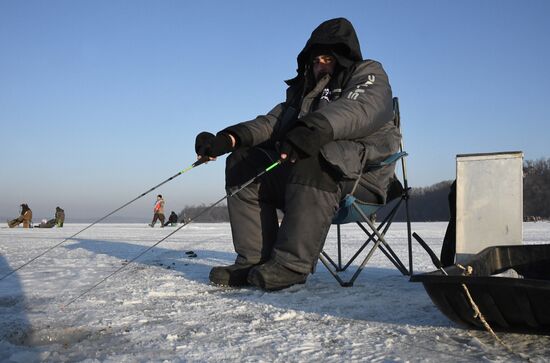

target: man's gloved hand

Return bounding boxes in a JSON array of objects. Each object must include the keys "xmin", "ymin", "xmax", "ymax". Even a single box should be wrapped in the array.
[
  {"xmin": 280, "ymin": 125, "xmax": 315, "ymax": 162},
  {"xmin": 280, "ymin": 118, "xmax": 333, "ymax": 162},
  {"xmin": 195, "ymin": 132, "xmax": 234, "ymax": 158}
]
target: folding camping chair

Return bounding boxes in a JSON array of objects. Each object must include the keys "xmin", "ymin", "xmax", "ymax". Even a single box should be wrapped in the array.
[{"xmin": 319, "ymin": 97, "xmax": 413, "ymax": 287}]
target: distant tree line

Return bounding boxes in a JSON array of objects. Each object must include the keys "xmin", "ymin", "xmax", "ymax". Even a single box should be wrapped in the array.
[
  {"xmin": 179, "ymin": 158, "xmax": 550, "ymax": 223},
  {"xmin": 178, "ymin": 204, "xmax": 229, "ymax": 223},
  {"xmin": 382, "ymin": 158, "xmax": 550, "ymax": 222},
  {"xmin": 523, "ymin": 158, "xmax": 550, "ymax": 221},
  {"xmin": 378, "ymin": 180, "xmax": 454, "ymax": 222}
]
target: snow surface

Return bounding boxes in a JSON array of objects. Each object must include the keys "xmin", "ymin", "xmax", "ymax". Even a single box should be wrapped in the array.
[{"xmin": 1, "ymin": 222, "xmax": 549, "ymax": 362}]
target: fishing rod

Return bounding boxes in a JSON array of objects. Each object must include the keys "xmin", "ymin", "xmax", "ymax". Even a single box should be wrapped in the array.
[
  {"xmin": 0, "ymin": 157, "xmax": 210, "ymax": 282},
  {"xmin": 63, "ymin": 158, "xmax": 283, "ymax": 308}
]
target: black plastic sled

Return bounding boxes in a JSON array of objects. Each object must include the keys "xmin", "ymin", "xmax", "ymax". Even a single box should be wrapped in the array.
[{"xmin": 410, "ymin": 244, "xmax": 550, "ymax": 334}]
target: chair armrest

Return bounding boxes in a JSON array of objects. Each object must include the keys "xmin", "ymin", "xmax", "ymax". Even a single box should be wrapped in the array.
[{"xmin": 366, "ymin": 151, "xmax": 408, "ymax": 170}]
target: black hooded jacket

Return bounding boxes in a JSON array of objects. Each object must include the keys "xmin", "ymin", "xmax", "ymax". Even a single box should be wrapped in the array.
[
  {"xmin": 293, "ymin": 17, "xmax": 362, "ymax": 84},
  {"xmin": 224, "ymin": 18, "xmax": 400, "ymax": 202}
]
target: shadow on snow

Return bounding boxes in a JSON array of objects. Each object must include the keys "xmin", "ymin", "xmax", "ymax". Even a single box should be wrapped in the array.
[
  {"xmin": 63, "ymin": 237, "xmax": 452, "ymax": 329},
  {"xmin": 0, "ymin": 254, "xmax": 42, "ymax": 360}
]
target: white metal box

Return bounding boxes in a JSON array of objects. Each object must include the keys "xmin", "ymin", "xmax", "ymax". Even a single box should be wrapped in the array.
[{"xmin": 455, "ymin": 151, "xmax": 523, "ymax": 263}]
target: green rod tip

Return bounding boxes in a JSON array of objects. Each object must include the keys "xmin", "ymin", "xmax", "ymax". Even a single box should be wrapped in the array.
[{"xmin": 265, "ymin": 160, "xmax": 282, "ymax": 172}]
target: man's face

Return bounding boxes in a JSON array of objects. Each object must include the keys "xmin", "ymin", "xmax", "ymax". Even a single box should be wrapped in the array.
[{"xmin": 312, "ymin": 55, "xmax": 336, "ymax": 81}]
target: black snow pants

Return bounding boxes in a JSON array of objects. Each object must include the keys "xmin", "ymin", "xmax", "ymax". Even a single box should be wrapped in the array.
[{"xmin": 225, "ymin": 147, "xmax": 378, "ymax": 274}]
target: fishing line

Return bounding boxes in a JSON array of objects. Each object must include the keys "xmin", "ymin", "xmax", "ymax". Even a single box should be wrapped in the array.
[
  {"xmin": 0, "ymin": 157, "xmax": 209, "ymax": 282},
  {"xmin": 63, "ymin": 159, "xmax": 283, "ymax": 308}
]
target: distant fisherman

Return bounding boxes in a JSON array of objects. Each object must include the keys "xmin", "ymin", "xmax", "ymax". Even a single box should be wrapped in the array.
[
  {"xmin": 163, "ymin": 211, "xmax": 179, "ymax": 227},
  {"xmin": 55, "ymin": 206, "xmax": 65, "ymax": 227},
  {"xmin": 149, "ymin": 195, "xmax": 165, "ymax": 227},
  {"xmin": 8, "ymin": 203, "xmax": 33, "ymax": 228},
  {"xmin": 35, "ymin": 206, "xmax": 65, "ymax": 228}
]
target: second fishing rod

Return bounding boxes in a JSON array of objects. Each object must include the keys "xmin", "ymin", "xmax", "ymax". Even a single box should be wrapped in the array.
[
  {"xmin": 63, "ymin": 158, "xmax": 284, "ymax": 307},
  {"xmin": 0, "ymin": 157, "xmax": 211, "ymax": 282}
]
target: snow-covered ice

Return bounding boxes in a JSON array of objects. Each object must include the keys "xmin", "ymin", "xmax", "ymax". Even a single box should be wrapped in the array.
[{"xmin": 1, "ymin": 222, "xmax": 549, "ymax": 362}]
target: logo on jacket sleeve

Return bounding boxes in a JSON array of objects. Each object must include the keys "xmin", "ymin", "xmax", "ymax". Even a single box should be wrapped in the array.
[
  {"xmin": 347, "ymin": 74, "xmax": 376, "ymax": 100},
  {"xmin": 320, "ymin": 88, "xmax": 331, "ymax": 102}
]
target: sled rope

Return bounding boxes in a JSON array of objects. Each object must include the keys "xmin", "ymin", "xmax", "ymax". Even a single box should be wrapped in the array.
[{"xmin": 457, "ymin": 264, "xmax": 530, "ymax": 361}]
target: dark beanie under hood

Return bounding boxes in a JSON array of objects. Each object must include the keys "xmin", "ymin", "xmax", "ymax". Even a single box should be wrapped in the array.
[{"xmin": 288, "ymin": 18, "xmax": 363, "ymax": 85}]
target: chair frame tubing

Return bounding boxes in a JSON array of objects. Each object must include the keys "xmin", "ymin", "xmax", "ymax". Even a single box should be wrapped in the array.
[
  {"xmin": 320, "ymin": 189, "xmax": 411, "ymax": 287},
  {"xmin": 323, "ymin": 197, "xmax": 407, "ymax": 273}
]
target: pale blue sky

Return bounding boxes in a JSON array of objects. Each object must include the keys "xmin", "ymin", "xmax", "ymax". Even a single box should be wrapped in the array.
[{"xmin": 1, "ymin": 0, "xmax": 549, "ymax": 221}]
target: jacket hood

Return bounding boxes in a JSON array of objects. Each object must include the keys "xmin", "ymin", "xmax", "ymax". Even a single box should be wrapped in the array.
[{"xmin": 288, "ymin": 18, "xmax": 363, "ymax": 85}]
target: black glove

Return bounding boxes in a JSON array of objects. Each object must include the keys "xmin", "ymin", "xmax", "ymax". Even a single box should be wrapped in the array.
[
  {"xmin": 280, "ymin": 125, "xmax": 315, "ymax": 161},
  {"xmin": 195, "ymin": 132, "xmax": 234, "ymax": 158},
  {"xmin": 280, "ymin": 117, "xmax": 333, "ymax": 162}
]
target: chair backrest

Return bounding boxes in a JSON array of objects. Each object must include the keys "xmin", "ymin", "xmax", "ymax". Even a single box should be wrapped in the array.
[
  {"xmin": 455, "ymin": 151, "xmax": 524, "ymax": 263},
  {"xmin": 393, "ymin": 97, "xmax": 410, "ymax": 198}
]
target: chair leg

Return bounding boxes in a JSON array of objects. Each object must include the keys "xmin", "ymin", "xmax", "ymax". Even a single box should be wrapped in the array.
[
  {"xmin": 400, "ymin": 138, "xmax": 413, "ymax": 276},
  {"xmin": 319, "ymin": 253, "xmax": 351, "ymax": 287},
  {"xmin": 321, "ymin": 250, "xmax": 341, "ymax": 271},
  {"xmin": 334, "ymin": 199, "xmax": 402, "ymax": 271},
  {"xmin": 339, "ymin": 223, "xmax": 376, "ymax": 270},
  {"xmin": 404, "ymin": 190, "xmax": 413, "ymax": 276},
  {"xmin": 346, "ymin": 237, "xmax": 382, "ymax": 286},
  {"xmin": 337, "ymin": 224, "xmax": 342, "ymax": 270},
  {"xmin": 339, "ymin": 217, "xmax": 390, "ymax": 271},
  {"xmin": 377, "ymin": 244, "xmax": 409, "ymax": 275},
  {"xmin": 348, "ymin": 203, "xmax": 405, "ymax": 282},
  {"xmin": 321, "ymin": 192, "xmax": 412, "ymax": 285},
  {"xmin": 348, "ymin": 217, "xmax": 409, "ymax": 275},
  {"xmin": 360, "ymin": 200, "xmax": 410, "ymax": 275}
]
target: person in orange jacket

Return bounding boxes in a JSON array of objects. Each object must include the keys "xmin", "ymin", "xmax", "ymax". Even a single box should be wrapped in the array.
[{"xmin": 149, "ymin": 195, "xmax": 165, "ymax": 227}]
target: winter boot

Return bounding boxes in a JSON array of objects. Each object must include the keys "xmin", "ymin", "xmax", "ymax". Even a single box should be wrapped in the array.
[
  {"xmin": 247, "ymin": 260, "xmax": 308, "ymax": 291},
  {"xmin": 209, "ymin": 263, "xmax": 257, "ymax": 287}
]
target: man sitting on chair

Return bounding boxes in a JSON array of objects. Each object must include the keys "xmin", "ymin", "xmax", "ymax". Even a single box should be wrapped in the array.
[{"xmin": 195, "ymin": 18, "xmax": 400, "ymax": 291}]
